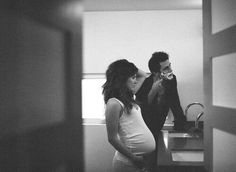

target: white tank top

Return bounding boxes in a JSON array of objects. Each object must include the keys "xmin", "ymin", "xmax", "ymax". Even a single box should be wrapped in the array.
[{"xmin": 108, "ymin": 98, "xmax": 155, "ymax": 161}]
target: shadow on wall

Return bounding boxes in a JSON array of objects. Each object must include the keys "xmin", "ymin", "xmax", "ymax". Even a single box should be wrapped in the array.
[{"xmin": 84, "ymin": 124, "xmax": 115, "ymax": 172}]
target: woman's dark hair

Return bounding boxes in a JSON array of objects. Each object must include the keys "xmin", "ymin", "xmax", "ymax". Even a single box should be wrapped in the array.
[
  {"xmin": 102, "ymin": 59, "xmax": 138, "ymax": 113},
  {"xmin": 148, "ymin": 51, "xmax": 169, "ymax": 73}
]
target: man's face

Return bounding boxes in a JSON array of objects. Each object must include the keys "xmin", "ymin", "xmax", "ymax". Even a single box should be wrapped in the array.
[{"xmin": 159, "ymin": 59, "xmax": 173, "ymax": 80}]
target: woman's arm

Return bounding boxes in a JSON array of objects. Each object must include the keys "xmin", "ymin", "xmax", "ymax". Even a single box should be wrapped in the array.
[
  {"xmin": 105, "ymin": 99, "xmax": 144, "ymax": 167},
  {"xmin": 134, "ymin": 69, "xmax": 148, "ymax": 94}
]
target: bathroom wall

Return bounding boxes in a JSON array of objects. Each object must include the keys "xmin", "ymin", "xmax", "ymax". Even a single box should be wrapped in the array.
[
  {"xmin": 83, "ymin": 10, "xmax": 203, "ymax": 172},
  {"xmin": 83, "ymin": 10, "xmax": 203, "ymax": 120},
  {"xmin": 84, "ymin": 124, "xmax": 114, "ymax": 172}
]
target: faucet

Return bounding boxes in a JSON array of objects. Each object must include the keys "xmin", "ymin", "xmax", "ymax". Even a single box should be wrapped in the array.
[
  {"xmin": 195, "ymin": 111, "xmax": 204, "ymax": 129},
  {"xmin": 184, "ymin": 102, "xmax": 204, "ymax": 129}
]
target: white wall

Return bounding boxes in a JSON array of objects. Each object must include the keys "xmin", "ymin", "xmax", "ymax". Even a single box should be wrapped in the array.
[
  {"xmin": 83, "ymin": 124, "xmax": 114, "ymax": 172},
  {"xmin": 83, "ymin": 10, "xmax": 203, "ymax": 172},
  {"xmin": 83, "ymin": 10, "xmax": 203, "ymax": 120}
]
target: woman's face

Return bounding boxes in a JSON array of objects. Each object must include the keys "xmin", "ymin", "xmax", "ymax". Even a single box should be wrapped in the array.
[{"xmin": 126, "ymin": 74, "xmax": 138, "ymax": 93}]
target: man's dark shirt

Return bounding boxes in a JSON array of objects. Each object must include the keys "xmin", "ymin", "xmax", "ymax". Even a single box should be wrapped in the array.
[{"xmin": 136, "ymin": 74, "xmax": 186, "ymax": 138}]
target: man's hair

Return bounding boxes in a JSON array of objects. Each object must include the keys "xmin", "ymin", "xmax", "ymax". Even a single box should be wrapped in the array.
[
  {"xmin": 102, "ymin": 59, "xmax": 138, "ymax": 113},
  {"xmin": 148, "ymin": 51, "xmax": 169, "ymax": 73}
]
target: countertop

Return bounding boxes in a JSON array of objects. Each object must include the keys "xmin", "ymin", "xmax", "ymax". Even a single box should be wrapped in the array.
[{"xmin": 157, "ymin": 128, "xmax": 204, "ymax": 167}]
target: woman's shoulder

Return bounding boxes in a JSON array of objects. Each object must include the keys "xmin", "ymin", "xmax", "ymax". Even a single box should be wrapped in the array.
[
  {"xmin": 106, "ymin": 98, "xmax": 124, "ymax": 118},
  {"xmin": 107, "ymin": 98, "xmax": 124, "ymax": 108}
]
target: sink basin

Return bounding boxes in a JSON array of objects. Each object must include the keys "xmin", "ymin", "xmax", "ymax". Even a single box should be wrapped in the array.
[
  {"xmin": 171, "ymin": 150, "xmax": 204, "ymax": 162},
  {"xmin": 165, "ymin": 130, "xmax": 202, "ymax": 138},
  {"xmin": 168, "ymin": 132, "xmax": 196, "ymax": 138}
]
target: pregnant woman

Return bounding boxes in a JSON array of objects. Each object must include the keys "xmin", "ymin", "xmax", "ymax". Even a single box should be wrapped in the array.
[{"xmin": 102, "ymin": 59, "xmax": 156, "ymax": 172}]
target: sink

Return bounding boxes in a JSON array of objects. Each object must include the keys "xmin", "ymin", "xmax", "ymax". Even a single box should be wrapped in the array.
[
  {"xmin": 167, "ymin": 131, "xmax": 201, "ymax": 138},
  {"xmin": 168, "ymin": 132, "xmax": 198, "ymax": 138},
  {"xmin": 171, "ymin": 150, "xmax": 204, "ymax": 162},
  {"xmin": 158, "ymin": 130, "xmax": 204, "ymax": 166},
  {"xmin": 162, "ymin": 130, "xmax": 203, "ymax": 150}
]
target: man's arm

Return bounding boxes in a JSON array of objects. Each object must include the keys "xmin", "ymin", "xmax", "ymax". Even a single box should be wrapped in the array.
[
  {"xmin": 167, "ymin": 76, "xmax": 186, "ymax": 130},
  {"xmin": 148, "ymin": 78, "xmax": 163, "ymax": 104}
]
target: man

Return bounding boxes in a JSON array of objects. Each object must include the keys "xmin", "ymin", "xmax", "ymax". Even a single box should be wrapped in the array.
[{"xmin": 135, "ymin": 51, "xmax": 187, "ymax": 171}]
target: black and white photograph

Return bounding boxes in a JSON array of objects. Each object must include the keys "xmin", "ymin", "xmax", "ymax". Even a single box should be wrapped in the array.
[{"xmin": 0, "ymin": 0, "xmax": 236, "ymax": 171}]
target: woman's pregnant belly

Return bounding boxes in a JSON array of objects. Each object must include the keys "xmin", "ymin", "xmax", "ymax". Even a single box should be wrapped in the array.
[
  {"xmin": 119, "ymin": 107, "xmax": 156, "ymax": 155},
  {"xmin": 121, "ymin": 128, "xmax": 156, "ymax": 155}
]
